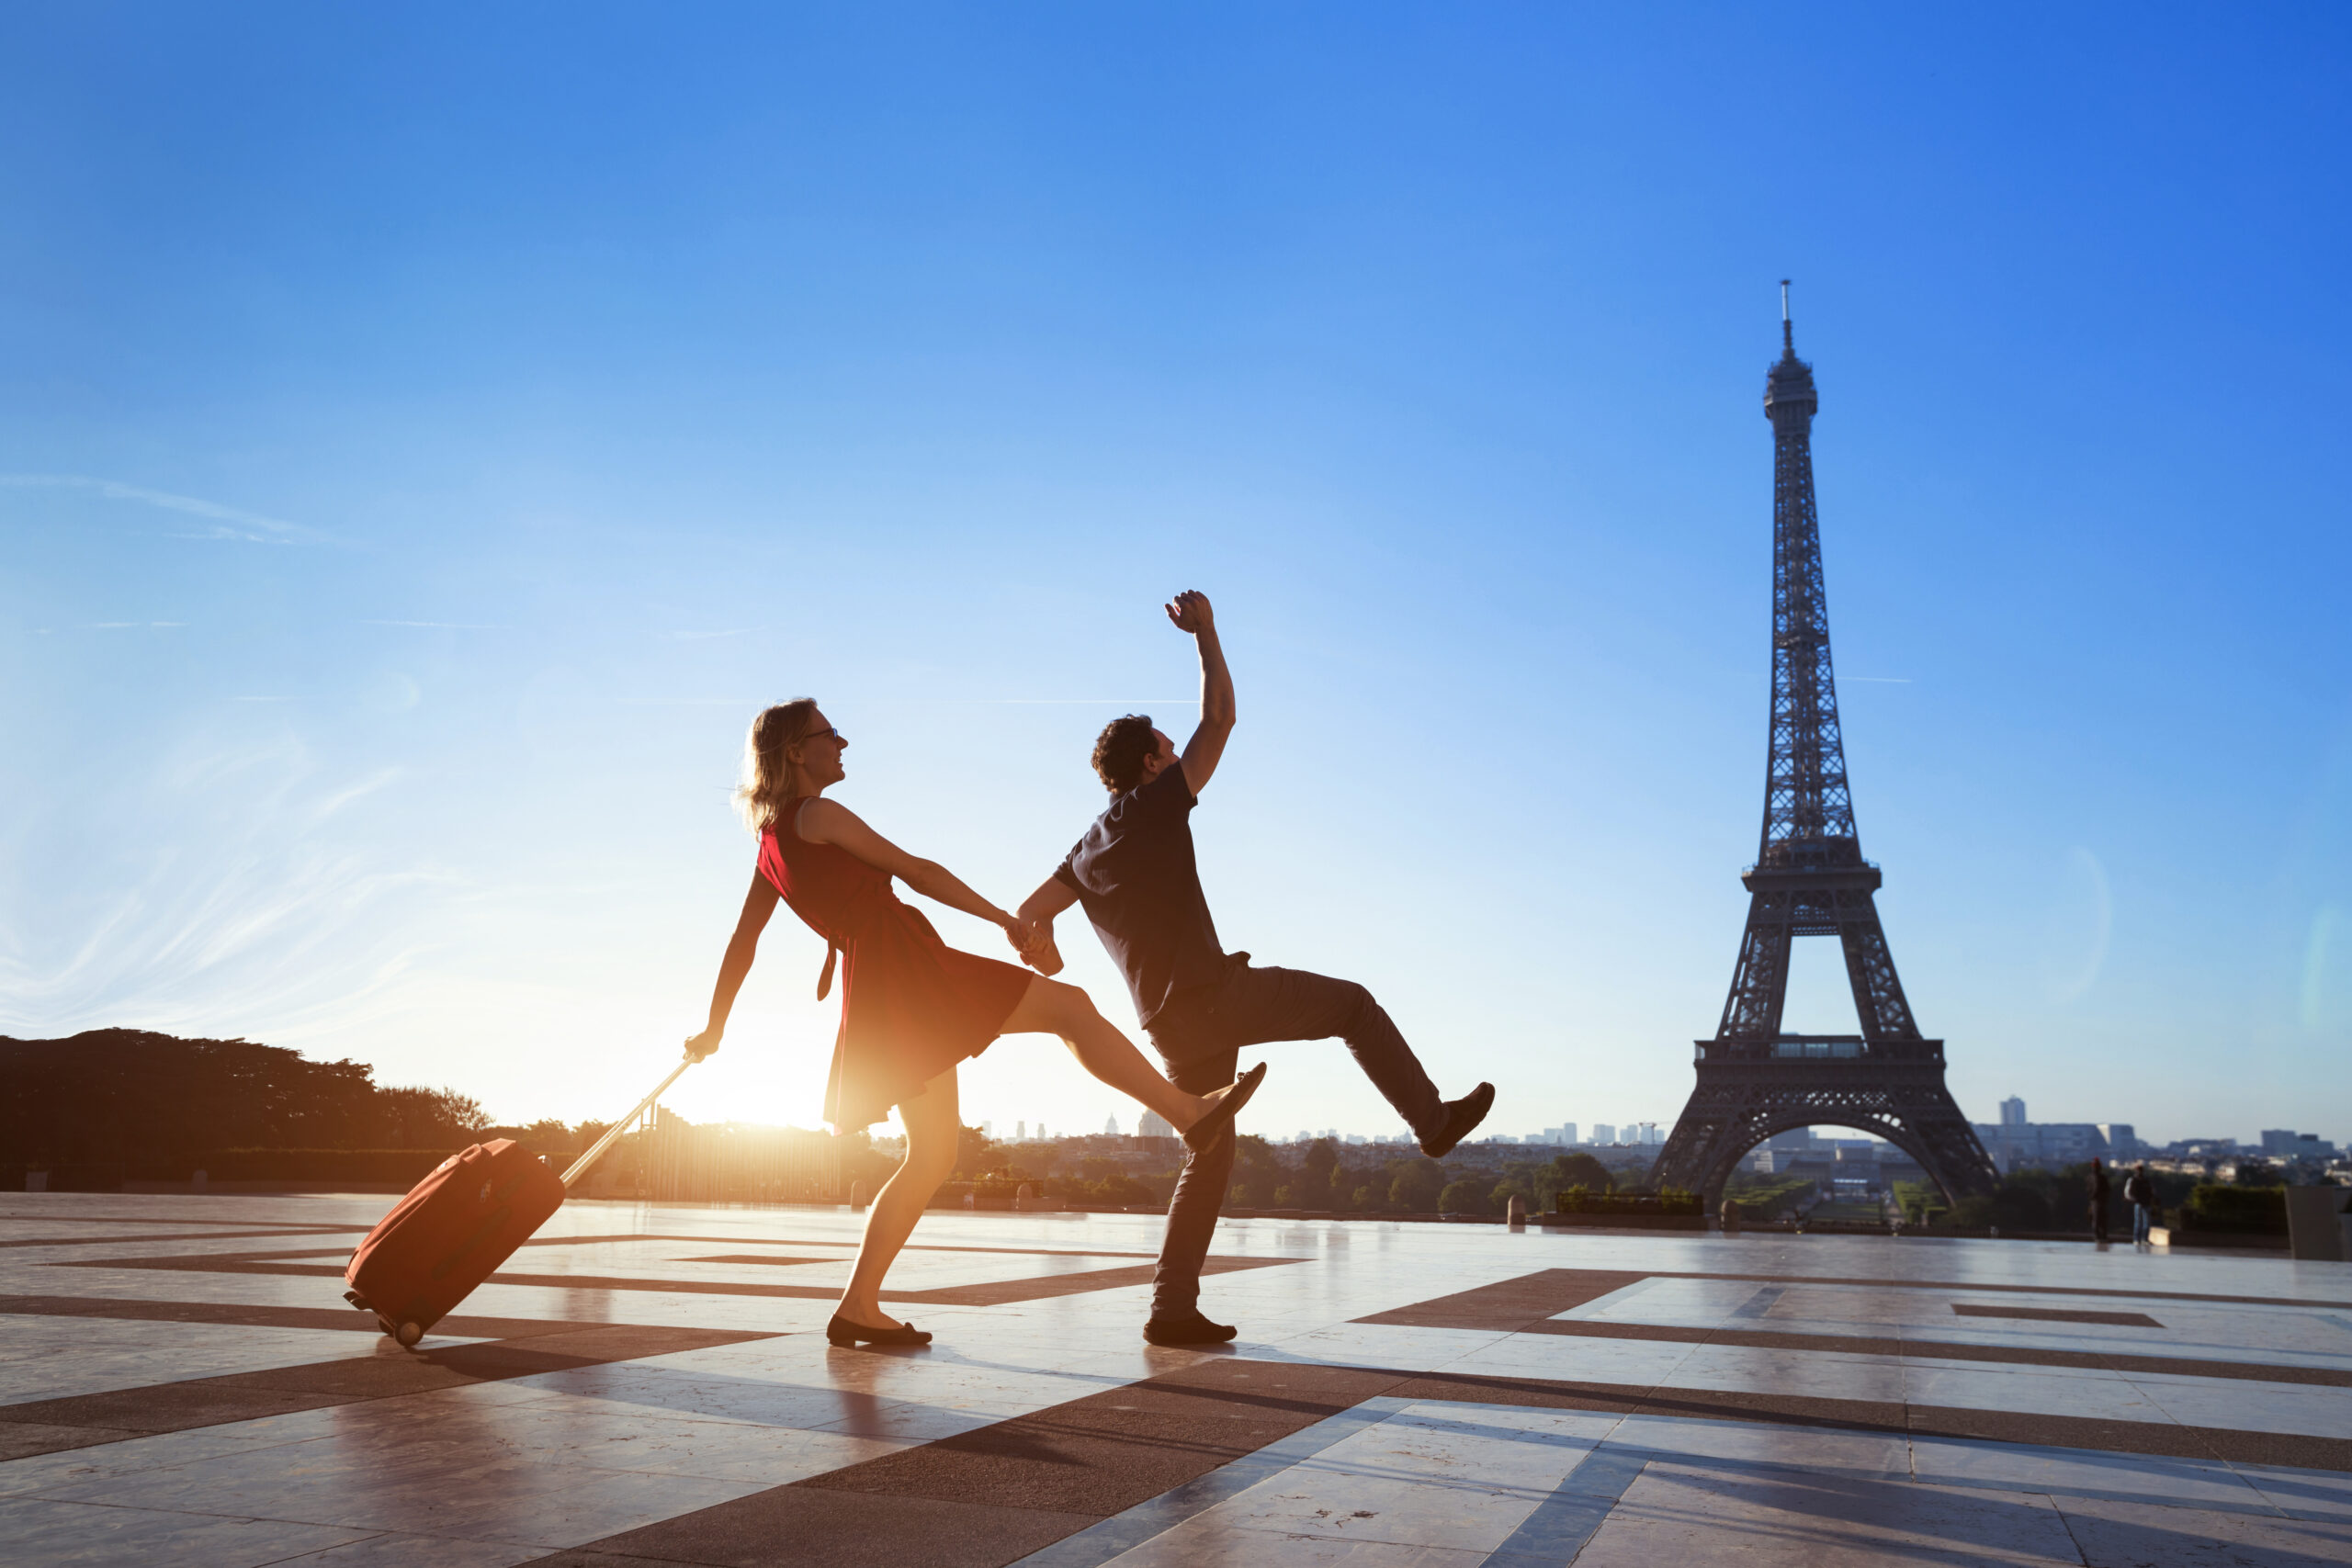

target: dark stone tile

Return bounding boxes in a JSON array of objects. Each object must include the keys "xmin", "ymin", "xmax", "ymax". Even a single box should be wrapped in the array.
[
  {"xmin": 0, "ymin": 1421, "xmax": 136, "ymax": 1460},
  {"xmin": 570, "ymin": 1485, "xmax": 1096, "ymax": 1568},
  {"xmin": 1905, "ymin": 1402, "xmax": 2220, "ymax": 1461},
  {"xmin": 0, "ymin": 1228, "xmax": 351, "ymax": 1248},
  {"xmin": 1951, "ymin": 1303, "xmax": 2162, "ymax": 1328},
  {"xmin": 1354, "ymin": 1268, "xmax": 1649, "ymax": 1329},
  {"xmin": 2182, "ymin": 1425, "xmax": 2352, "ymax": 1472},
  {"xmin": 803, "ymin": 1358, "xmax": 1403, "ymax": 1517},
  {"xmin": 1634, "ymin": 1387, "xmax": 1911, "ymax": 1435},
  {"xmin": 1145, "ymin": 1356, "xmax": 1401, "ymax": 1410},
  {"xmin": 1384, "ymin": 1371, "xmax": 1645, "ymax": 1413},
  {"xmin": 0, "ymin": 1381, "xmax": 361, "ymax": 1434}
]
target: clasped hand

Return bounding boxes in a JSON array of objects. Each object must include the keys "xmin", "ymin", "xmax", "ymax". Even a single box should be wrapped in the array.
[{"xmin": 1005, "ymin": 915, "xmax": 1064, "ymax": 976}]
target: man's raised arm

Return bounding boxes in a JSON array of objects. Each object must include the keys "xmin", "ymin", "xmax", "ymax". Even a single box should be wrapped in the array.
[{"xmin": 1169, "ymin": 589, "xmax": 1235, "ymax": 792}]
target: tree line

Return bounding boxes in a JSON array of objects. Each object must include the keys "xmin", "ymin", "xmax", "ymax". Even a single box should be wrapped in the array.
[{"xmin": 0, "ymin": 1030, "xmax": 598, "ymax": 1176}]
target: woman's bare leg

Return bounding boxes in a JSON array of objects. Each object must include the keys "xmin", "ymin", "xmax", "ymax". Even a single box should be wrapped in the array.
[
  {"xmin": 999, "ymin": 976, "xmax": 1223, "ymax": 1134},
  {"xmin": 837, "ymin": 1066, "xmax": 960, "ymax": 1328}
]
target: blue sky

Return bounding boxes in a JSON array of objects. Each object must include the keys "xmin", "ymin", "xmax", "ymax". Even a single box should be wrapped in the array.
[{"xmin": 3, "ymin": 4, "xmax": 2347, "ymax": 1148}]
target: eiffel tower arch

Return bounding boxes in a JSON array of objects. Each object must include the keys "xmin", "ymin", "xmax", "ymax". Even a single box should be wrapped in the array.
[{"xmin": 1652, "ymin": 287, "xmax": 1998, "ymax": 1211}]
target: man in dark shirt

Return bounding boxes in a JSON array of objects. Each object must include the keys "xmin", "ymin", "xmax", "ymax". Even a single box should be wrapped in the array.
[{"xmin": 1015, "ymin": 590, "xmax": 1494, "ymax": 1346}]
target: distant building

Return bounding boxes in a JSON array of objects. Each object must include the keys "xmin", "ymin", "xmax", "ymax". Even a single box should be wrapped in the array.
[
  {"xmin": 1102, "ymin": 1115, "xmax": 1119, "ymax": 1136},
  {"xmin": 980, "ymin": 1120, "xmax": 994, "ymax": 1139},
  {"xmin": 2097, "ymin": 1123, "xmax": 2141, "ymax": 1158},
  {"xmin": 1592, "ymin": 1123, "xmax": 1616, "ymax": 1145},
  {"xmin": 1551, "ymin": 1123, "xmax": 1577, "ymax": 1145},
  {"xmin": 2000, "ymin": 1097, "xmax": 2028, "ymax": 1128},
  {"xmin": 1138, "ymin": 1111, "xmax": 1174, "ymax": 1139},
  {"xmin": 1015, "ymin": 1121, "xmax": 1025, "ymax": 1141},
  {"xmin": 1973, "ymin": 1118, "xmax": 2114, "ymax": 1174},
  {"xmin": 2163, "ymin": 1136, "xmax": 2235, "ymax": 1160},
  {"xmin": 2262, "ymin": 1129, "xmax": 2341, "ymax": 1159}
]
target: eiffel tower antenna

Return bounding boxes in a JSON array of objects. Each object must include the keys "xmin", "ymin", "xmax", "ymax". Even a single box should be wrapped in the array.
[{"xmin": 1650, "ymin": 299, "xmax": 1998, "ymax": 1211}]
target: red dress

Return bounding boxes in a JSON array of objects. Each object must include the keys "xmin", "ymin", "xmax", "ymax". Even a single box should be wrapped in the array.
[{"xmin": 759, "ymin": 801, "xmax": 1033, "ymax": 1131}]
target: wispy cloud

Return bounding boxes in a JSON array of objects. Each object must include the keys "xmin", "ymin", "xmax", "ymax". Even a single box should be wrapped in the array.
[
  {"xmin": 361, "ymin": 619, "xmax": 510, "ymax": 630},
  {"xmin": 0, "ymin": 738, "xmax": 458, "ymax": 1043},
  {"xmin": 0, "ymin": 473, "xmax": 331, "ymax": 545},
  {"xmin": 670, "ymin": 626, "xmax": 767, "ymax": 641},
  {"xmin": 1843, "ymin": 676, "xmax": 1913, "ymax": 684}
]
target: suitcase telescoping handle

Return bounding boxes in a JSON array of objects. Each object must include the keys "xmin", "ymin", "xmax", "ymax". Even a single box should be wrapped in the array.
[{"xmin": 559, "ymin": 1056, "xmax": 695, "ymax": 1191}]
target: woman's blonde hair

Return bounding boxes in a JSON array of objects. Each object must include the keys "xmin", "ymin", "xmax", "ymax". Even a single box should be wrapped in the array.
[{"xmin": 735, "ymin": 698, "xmax": 821, "ymax": 831}]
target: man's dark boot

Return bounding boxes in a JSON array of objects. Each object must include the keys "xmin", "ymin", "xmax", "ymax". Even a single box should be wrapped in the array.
[
  {"xmin": 1419, "ymin": 1082, "xmax": 1496, "ymax": 1159},
  {"xmin": 1143, "ymin": 1309, "xmax": 1238, "ymax": 1346}
]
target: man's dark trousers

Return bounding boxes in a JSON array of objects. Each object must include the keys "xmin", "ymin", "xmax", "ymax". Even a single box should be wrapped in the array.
[{"xmin": 1145, "ymin": 960, "xmax": 1446, "ymax": 1319}]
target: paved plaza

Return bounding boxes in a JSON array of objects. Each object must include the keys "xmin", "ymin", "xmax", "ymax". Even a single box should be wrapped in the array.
[{"xmin": 3, "ymin": 1195, "xmax": 2350, "ymax": 1566}]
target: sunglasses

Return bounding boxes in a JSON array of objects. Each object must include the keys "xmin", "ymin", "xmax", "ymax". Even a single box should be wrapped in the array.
[{"xmin": 800, "ymin": 727, "xmax": 843, "ymax": 744}]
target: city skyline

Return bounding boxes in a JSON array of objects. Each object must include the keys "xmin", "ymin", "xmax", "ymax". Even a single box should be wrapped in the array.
[{"xmin": 3, "ymin": 7, "xmax": 2348, "ymax": 1148}]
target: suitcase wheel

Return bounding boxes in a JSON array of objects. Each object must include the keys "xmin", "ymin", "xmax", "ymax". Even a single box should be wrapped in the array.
[{"xmin": 396, "ymin": 1321, "xmax": 424, "ymax": 1348}]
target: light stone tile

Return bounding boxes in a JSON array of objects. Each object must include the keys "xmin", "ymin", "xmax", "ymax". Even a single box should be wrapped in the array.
[
  {"xmin": 0, "ymin": 1317, "xmax": 401, "ymax": 1406},
  {"xmin": 1107, "ymin": 1512, "xmax": 1502, "ymax": 1564},
  {"xmin": 2233, "ymin": 1460, "xmax": 2352, "ymax": 1522},
  {"xmin": 1604, "ymin": 1412, "xmax": 1911, "ymax": 1479},
  {"xmin": 1442, "ymin": 1332, "xmax": 1702, "ymax": 1387},
  {"xmin": 1657, "ymin": 1342, "xmax": 1907, "ymax": 1402},
  {"xmin": 2127, "ymin": 1374, "xmax": 2352, "ymax": 1439},
  {"xmin": 418, "ymin": 1470, "xmax": 776, "ymax": 1547},
  {"xmin": 1282, "ymin": 1325, "xmax": 1505, "ymax": 1371},
  {"xmin": 1567, "ymin": 1467, "xmax": 2086, "ymax": 1567},
  {"xmin": 2052, "ymin": 1492, "xmax": 2352, "ymax": 1566},
  {"xmin": 0, "ymin": 1416, "xmax": 351, "ymax": 1497},
  {"xmin": 1907, "ymin": 1433, "xmax": 2277, "ymax": 1513},
  {"xmin": 264, "ymin": 1532, "xmax": 546, "ymax": 1567},
  {"xmin": 0, "ymin": 1495, "xmax": 374, "ymax": 1568},
  {"xmin": 1900, "ymin": 1362, "xmax": 2178, "ymax": 1423}
]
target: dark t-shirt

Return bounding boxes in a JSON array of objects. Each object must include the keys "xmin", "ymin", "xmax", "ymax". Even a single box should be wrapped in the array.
[{"xmin": 1055, "ymin": 763, "xmax": 1227, "ymax": 1029}]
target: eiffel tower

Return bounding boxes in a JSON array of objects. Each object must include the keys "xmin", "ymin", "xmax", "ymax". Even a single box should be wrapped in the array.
[{"xmin": 1651, "ymin": 287, "xmax": 1998, "ymax": 1209}]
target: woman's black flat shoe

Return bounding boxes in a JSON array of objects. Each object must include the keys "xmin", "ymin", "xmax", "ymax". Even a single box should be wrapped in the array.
[
  {"xmin": 826, "ymin": 1314, "xmax": 933, "ymax": 1348},
  {"xmin": 1182, "ymin": 1062, "xmax": 1268, "ymax": 1153}
]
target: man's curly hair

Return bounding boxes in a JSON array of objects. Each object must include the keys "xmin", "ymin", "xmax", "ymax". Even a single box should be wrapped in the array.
[{"xmin": 1091, "ymin": 714, "xmax": 1159, "ymax": 794}]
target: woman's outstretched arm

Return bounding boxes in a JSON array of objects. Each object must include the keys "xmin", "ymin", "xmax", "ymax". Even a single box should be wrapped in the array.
[
  {"xmin": 685, "ymin": 869, "xmax": 780, "ymax": 1058},
  {"xmin": 797, "ymin": 797, "xmax": 1017, "ymax": 932}
]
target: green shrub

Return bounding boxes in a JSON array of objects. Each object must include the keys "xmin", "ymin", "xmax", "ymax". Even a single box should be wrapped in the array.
[
  {"xmin": 1554, "ymin": 1187, "xmax": 1699, "ymax": 1217},
  {"xmin": 2185, "ymin": 1183, "xmax": 2287, "ymax": 1234},
  {"xmin": 1438, "ymin": 1179, "xmax": 1489, "ymax": 1214}
]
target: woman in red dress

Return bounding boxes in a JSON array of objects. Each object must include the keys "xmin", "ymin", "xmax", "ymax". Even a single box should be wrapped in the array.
[{"xmin": 685, "ymin": 698, "xmax": 1263, "ymax": 1348}]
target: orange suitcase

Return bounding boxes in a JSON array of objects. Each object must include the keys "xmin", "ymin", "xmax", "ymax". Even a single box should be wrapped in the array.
[{"xmin": 342, "ymin": 1057, "xmax": 691, "ymax": 1345}]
